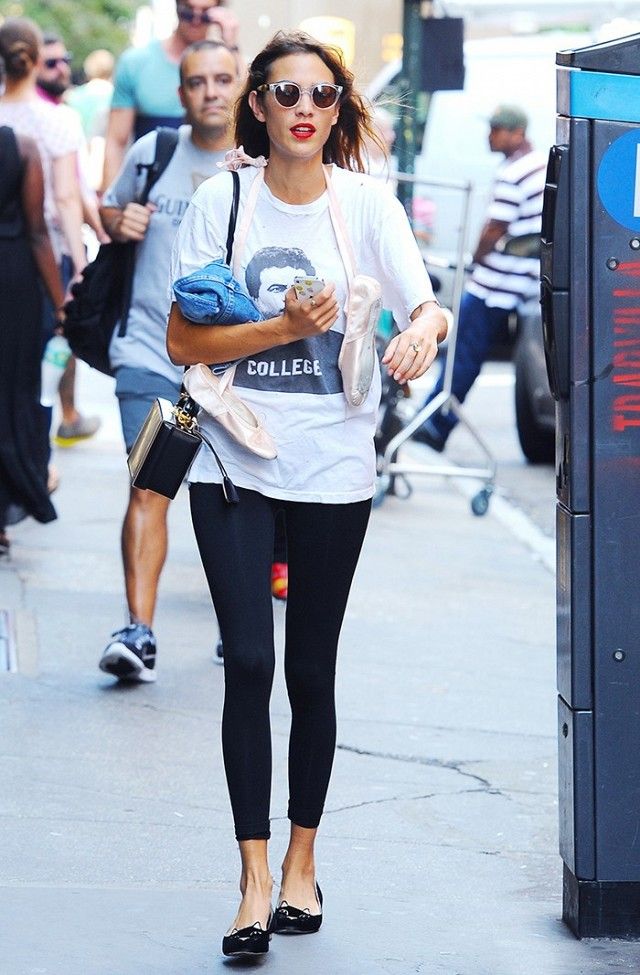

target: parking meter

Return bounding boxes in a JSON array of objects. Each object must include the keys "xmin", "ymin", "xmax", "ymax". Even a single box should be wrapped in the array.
[{"xmin": 543, "ymin": 33, "xmax": 640, "ymax": 938}]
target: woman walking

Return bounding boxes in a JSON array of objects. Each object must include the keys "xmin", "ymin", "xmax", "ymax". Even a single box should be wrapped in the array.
[
  {"xmin": 0, "ymin": 124, "xmax": 66, "ymax": 551},
  {"xmin": 167, "ymin": 30, "xmax": 447, "ymax": 956}
]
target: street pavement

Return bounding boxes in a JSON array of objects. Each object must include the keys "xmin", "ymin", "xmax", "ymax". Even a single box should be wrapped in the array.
[{"xmin": 2, "ymin": 365, "xmax": 640, "ymax": 975}]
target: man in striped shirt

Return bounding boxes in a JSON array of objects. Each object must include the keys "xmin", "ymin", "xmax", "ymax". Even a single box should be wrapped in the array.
[{"xmin": 413, "ymin": 105, "xmax": 546, "ymax": 452}]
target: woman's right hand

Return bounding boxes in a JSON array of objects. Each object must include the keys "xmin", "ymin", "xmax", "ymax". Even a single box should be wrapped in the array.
[{"xmin": 280, "ymin": 283, "xmax": 340, "ymax": 340}]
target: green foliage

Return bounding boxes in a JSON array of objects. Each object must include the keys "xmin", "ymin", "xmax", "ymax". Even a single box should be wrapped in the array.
[{"xmin": 0, "ymin": 0, "xmax": 143, "ymax": 69}]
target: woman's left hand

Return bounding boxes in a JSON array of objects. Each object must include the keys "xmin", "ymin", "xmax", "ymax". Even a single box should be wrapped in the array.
[{"xmin": 381, "ymin": 304, "xmax": 448, "ymax": 384}]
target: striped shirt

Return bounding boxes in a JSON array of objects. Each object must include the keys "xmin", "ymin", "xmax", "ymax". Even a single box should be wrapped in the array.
[{"xmin": 468, "ymin": 148, "xmax": 547, "ymax": 310}]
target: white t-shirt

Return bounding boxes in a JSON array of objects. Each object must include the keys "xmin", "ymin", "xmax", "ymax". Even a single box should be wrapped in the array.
[
  {"xmin": 170, "ymin": 165, "xmax": 435, "ymax": 503},
  {"xmin": 0, "ymin": 97, "xmax": 83, "ymax": 261}
]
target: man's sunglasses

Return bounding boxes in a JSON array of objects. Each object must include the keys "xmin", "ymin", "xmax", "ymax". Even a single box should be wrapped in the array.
[
  {"xmin": 44, "ymin": 54, "xmax": 72, "ymax": 69},
  {"xmin": 177, "ymin": 5, "xmax": 222, "ymax": 24},
  {"xmin": 257, "ymin": 81, "xmax": 343, "ymax": 110}
]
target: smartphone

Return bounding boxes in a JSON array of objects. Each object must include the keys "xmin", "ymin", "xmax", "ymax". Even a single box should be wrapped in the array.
[{"xmin": 293, "ymin": 275, "xmax": 325, "ymax": 301}]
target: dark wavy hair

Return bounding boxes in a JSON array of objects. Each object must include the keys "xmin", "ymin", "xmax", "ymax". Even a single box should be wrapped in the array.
[
  {"xmin": 0, "ymin": 18, "xmax": 41, "ymax": 82},
  {"xmin": 234, "ymin": 30, "xmax": 383, "ymax": 172}
]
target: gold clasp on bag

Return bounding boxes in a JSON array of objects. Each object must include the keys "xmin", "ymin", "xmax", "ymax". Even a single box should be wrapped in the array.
[{"xmin": 172, "ymin": 395, "xmax": 199, "ymax": 432}]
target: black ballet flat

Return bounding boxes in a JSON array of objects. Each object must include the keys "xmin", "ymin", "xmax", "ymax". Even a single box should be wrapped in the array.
[
  {"xmin": 221, "ymin": 911, "xmax": 274, "ymax": 957},
  {"xmin": 273, "ymin": 883, "xmax": 323, "ymax": 935}
]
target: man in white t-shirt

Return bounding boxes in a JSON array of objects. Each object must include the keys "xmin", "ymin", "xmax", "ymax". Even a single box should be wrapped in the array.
[{"xmin": 412, "ymin": 104, "xmax": 546, "ymax": 452}]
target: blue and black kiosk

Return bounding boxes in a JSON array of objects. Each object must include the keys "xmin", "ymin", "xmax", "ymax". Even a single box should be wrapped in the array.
[{"xmin": 543, "ymin": 32, "xmax": 640, "ymax": 938}]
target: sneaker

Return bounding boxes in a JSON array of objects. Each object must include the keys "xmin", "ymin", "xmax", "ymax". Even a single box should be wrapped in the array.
[
  {"xmin": 54, "ymin": 414, "xmax": 101, "ymax": 447},
  {"xmin": 99, "ymin": 623, "xmax": 157, "ymax": 682},
  {"xmin": 338, "ymin": 275, "xmax": 382, "ymax": 407},
  {"xmin": 271, "ymin": 562, "xmax": 288, "ymax": 601}
]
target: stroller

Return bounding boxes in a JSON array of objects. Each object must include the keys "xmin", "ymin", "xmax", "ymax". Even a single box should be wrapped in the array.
[{"xmin": 373, "ymin": 314, "xmax": 414, "ymax": 506}]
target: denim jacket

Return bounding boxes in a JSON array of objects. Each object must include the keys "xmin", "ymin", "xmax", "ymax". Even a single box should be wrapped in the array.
[{"xmin": 173, "ymin": 259, "xmax": 264, "ymax": 374}]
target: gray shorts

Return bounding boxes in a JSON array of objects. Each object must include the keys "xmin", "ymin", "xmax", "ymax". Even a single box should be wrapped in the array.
[{"xmin": 115, "ymin": 366, "xmax": 182, "ymax": 451}]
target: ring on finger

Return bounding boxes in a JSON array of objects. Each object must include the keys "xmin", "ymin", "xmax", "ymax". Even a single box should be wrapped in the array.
[
  {"xmin": 310, "ymin": 297, "xmax": 316, "ymax": 307},
  {"xmin": 410, "ymin": 341, "xmax": 422, "ymax": 354}
]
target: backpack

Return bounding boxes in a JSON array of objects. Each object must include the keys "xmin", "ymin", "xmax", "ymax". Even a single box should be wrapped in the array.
[{"xmin": 63, "ymin": 127, "xmax": 179, "ymax": 376}]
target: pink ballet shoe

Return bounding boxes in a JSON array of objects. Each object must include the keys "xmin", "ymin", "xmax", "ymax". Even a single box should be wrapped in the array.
[
  {"xmin": 338, "ymin": 275, "xmax": 382, "ymax": 407},
  {"xmin": 183, "ymin": 363, "xmax": 277, "ymax": 460}
]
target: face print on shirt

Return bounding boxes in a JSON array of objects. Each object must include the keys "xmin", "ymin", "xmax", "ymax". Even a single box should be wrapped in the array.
[
  {"xmin": 236, "ymin": 245, "xmax": 344, "ymax": 395},
  {"xmin": 245, "ymin": 246, "xmax": 316, "ymax": 318}
]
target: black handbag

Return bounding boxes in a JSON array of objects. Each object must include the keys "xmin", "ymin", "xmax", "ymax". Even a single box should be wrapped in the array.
[
  {"xmin": 127, "ymin": 171, "xmax": 241, "ymax": 501},
  {"xmin": 127, "ymin": 392, "xmax": 238, "ymax": 501},
  {"xmin": 63, "ymin": 128, "xmax": 179, "ymax": 376}
]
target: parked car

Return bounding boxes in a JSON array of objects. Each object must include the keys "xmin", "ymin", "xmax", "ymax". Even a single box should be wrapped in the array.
[
  {"xmin": 513, "ymin": 300, "xmax": 555, "ymax": 463},
  {"xmin": 499, "ymin": 231, "xmax": 555, "ymax": 464}
]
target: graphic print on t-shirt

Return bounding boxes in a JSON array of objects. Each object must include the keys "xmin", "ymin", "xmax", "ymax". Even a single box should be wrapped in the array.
[
  {"xmin": 235, "ymin": 332, "xmax": 344, "ymax": 394},
  {"xmin": 246, "ymin": 245, "xmax": 316, "ymax": 318},
  {"xmin": 233, "ymin": 245, "xmax": 344, "ymax": 395}
]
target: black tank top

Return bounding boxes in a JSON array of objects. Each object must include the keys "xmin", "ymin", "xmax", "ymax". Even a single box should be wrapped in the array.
[{"xmin": 0, "ymin": 125, "xmax": 26, "ymax": 239}]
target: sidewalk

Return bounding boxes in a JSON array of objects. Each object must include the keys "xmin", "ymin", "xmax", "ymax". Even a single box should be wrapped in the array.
[{"xmin": 2, "ymin": 367, "xmax": 640, "ymax": 974}]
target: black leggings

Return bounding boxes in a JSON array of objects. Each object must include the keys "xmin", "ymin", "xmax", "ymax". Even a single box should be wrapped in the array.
[{"xmin": 190, "ymin": 483, "xmax": 371, "ymax": 841}]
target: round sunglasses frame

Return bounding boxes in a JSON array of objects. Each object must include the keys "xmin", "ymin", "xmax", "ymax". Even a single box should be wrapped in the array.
[{"xmin": 256, "ymin": 81, "xmax": 343, "ymax": 110}]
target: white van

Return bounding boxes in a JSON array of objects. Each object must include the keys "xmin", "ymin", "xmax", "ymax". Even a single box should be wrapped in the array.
[{"xmin": 367, "ymin": 31, "xmax": 593, "ymax": 255}]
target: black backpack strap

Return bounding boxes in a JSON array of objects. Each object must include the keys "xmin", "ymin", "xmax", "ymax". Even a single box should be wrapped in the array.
[
  {"xmin": 136, "ymin": 126, "xmax": 180, "ymax": 204},
  {"xmin": 225, "ymin": 170, "xmax": 240, "ymax": 265},
  {"xmin": 117, "ymin": 128, "xmax": 179, "ymax": 337}
]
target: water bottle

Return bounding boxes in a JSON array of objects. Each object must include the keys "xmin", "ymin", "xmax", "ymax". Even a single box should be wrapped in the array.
[{"xmin": 40, "ymin": 335, "xmax": 71, "ymax": 407}]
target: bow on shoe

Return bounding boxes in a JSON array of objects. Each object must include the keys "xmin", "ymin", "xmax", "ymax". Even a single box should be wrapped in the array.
[
  {"xmin": 276, "ymin": 901, "xmax": 313, "ymax": 920},
  {"xmin": 273, "ymin": 884, "xmax": 323, "ymax": 934},
  {"xmin": 222, "ymin": 915, "xmax": 274, "ymax": 957}
]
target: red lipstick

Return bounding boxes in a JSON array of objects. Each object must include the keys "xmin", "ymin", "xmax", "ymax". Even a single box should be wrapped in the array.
[{"xmin": 290, "ymin": 124, "xmax": 316, "ymax": 140}]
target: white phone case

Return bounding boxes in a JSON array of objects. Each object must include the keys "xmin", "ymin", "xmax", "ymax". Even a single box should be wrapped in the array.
[{"xmin": 293, "ymin": 276, "xmax": 325, "ymax": 300}]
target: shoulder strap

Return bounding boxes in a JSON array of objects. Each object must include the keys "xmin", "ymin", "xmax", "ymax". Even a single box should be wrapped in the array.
[
  {"xmin": 323, "ymin": 165, "xmax": 358, "ymax": 281},
  {"xmin": 116, "ymin": 128, "xmax": 178, "ymax": 338},
  {"xmin": 231, "ymin": 168, "xmax": 264, "ymax": 277},
  {"xmin": 225, "ymin": 170, "xmax": 240, "ymax": 266},
  {"xmin": 136, "ymin": 126, "xmax": 179, "ymax": 204}
]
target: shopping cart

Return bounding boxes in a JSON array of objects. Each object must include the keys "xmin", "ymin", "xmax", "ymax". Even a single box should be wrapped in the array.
[{"xmin": 374, "ymin": 172, "xmax": 497, "ymax": 516}]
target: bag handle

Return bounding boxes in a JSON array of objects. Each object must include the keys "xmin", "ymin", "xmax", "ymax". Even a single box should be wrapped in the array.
[
  {"xmin": 174, "ymin": 171, "xmax": 242, "ymax": 504},
  {"xmin": 225, "ymin": 170, "xmax": 240, "ymax": 265},
  {"xmin": 231, "ymin": 168, "xmax": 264, "ymax": 278}
]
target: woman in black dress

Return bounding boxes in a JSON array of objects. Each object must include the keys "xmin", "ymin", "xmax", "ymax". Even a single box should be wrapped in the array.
[{"xmin": 0, "ymin": 124, "xmax": 65, "ymax": 552}]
